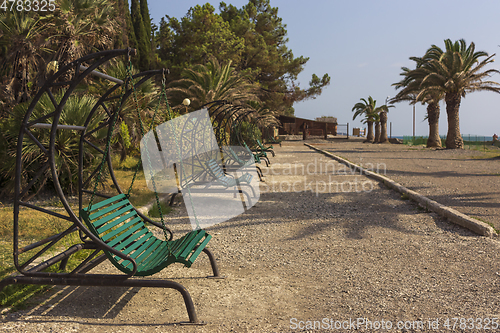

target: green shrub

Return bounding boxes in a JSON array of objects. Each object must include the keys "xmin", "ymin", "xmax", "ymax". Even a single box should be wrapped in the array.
[{"xmin": 148, "ymin": 201, "xmax": 172, "ymax": 218}]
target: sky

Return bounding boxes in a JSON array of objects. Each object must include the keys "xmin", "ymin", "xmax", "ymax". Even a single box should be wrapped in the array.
[{"xmin": 149, "ymin": 0, "xmax": 500, "ymax": 137}]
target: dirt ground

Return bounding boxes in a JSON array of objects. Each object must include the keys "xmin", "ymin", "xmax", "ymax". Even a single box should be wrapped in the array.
[{"xmin": 1, "ymin": 141, "xmax": 500, "ymax": 332}]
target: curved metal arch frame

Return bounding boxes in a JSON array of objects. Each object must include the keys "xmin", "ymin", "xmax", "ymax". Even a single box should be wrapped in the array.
[
  {"xmin": 163, "ymin": 101, "xmax": 258, "ymax": 206},
  {"xmin": 174, "ymin": 109, "xmax": 217, "ymax": 187},
  {"xmin": 12, "ymin": 50, "xmax": 187, "ymax": 278},
  {"xmin": 231, "ymin": 109, "xmax": 261, "ymax": 147},
  {"xmin": 13, "ymin": 48, "xmax": 136, "ymax": 276},
  {"xmin": 200, "ymin": 101, "xmax": 261, "ymax": 166},
  {"xmin": 229, "ymin": 112, "xmax": 272, "ymax": 168},
  {"xmin": 201, "ymin": 101, "xmax": 254, "ymax": 147},
  {"xmin": 205, "ymin": 102, "xmax": 267, "ymax": 182},
  {"xmin": 219, "ymin": 106, "xmax": 253, "ymax": 146},
  {"xmin": 173, "ymin": 104, "xmax": 240, "ymax": 185},
  {"xmin": 200, "ymin": 101, "xmax": 235, "ymax": 146}
]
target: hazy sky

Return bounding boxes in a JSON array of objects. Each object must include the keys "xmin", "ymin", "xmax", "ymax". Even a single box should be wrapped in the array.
[{"xmin": 149, "ymin": 0, "xmax": 500, "ymax": 136}]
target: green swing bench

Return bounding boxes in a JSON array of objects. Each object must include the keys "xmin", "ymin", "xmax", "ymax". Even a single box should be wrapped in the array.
[
  {"xmin": 223, "ymin": 146, "xmax": 265, "ymax": 181},
  {"xmin": 80, "ymin": 193, "xmax": 211, "ymax": 276},
  {"xmin": 243, "ymin": 141, "xmax": 270, "ymax": 167},
  {"xmin": 255, "ymin": 138, "xmax": 275, "ymax": 157}
]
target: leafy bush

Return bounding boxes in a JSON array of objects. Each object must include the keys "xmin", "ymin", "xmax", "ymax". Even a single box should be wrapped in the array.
[{"xmin": 148, "ymin": 201, "xmax": 172, "ymax": 218}]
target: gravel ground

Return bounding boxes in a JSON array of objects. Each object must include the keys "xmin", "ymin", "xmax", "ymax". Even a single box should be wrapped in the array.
[
  {"xmin": 1, "ymin": 141, "xmax": 500, "ymax": 332},
  {"xmin": 318, "ymin": 141, "xmax": 500, "ymax": 231}
]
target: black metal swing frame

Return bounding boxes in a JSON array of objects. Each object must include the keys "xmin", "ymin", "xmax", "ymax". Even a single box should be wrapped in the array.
[{"xmin": 0, "ymin": 48, "xmax": 223, "ymax": 325}]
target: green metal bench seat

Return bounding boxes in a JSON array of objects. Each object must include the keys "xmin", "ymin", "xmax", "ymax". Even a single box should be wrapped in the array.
[
  {"xmin": 80, "ymin": 193, "xmax": 211, "ymax": 276},
  {"xmin": 243, "ymin": 142, "xmax": 270, "ymax": 166},
  {"xmin": 256, "ymin": 139, "xmax": 275, "ymax": 157},
  {"xmin": 267, "ymin": 136, "xmax": 282, "ymax": 147},
  {"xmin": 224, "ymin": 146, "xmax": 264, "ymax": 181},
  {"xmin": 224, "ymin": 146, "xmax": 254, "ymax": 168},
  {"xmin": 205, "ymin": 159, "xmax": 253, "ymax": 187}
]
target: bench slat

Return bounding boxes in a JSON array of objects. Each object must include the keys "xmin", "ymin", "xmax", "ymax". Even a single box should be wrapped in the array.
[
  {"xmin": 105, "ymin": 221, "xmax": 144, "ymax": 246},
  {"xmin": 89, "ymin": 203, "xmax": 135, "ymax": 227},
  {"xmin": 180, "ymin": 230, "xmax": 206, "ymax": 258},
  {"xmin": 110, "ymin": 227, "xmax": 149, "ymax": 251},
  {"xmin": 134, "ymin": 238, "xmax": 164, "ymax": 263},
  {"xmin": 187, "ymin": 233, "xmax": 212, "ymax": 265},
  {"xmin": 86, "ymin": 193, "xmax": 127, "ymax": 212},
  {"xmin": 88, "ymin": 197, "xmax": 130, "ymax": 220},
  {"xmin": 98, "ymin": 214, "xmax": 141, "ymax": 237}
]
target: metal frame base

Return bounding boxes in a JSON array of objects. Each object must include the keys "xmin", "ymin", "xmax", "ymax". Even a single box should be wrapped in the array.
[
  {"xmin": 0, "ymin": 246, "xmax": 223, "ymax": 325},
  {"xmin": 0, "ymin": 275, "xmax": 203, "ymax": 324}
]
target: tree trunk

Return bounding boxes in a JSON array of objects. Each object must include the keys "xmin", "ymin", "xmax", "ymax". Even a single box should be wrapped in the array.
[
  {"xmin": 426, "ymin": 102, "xmax": 441, "ymax": 148},
  {"xmin": 364, "ymin": 121, "xmax": 374, "ymax": 143},
  {"xmin": 379, "ymin": 112, "xmax": 389, "ymax": 143},
  {"xmin": 445, "ymin": 93, "xmax": 463, "ymax": 149},
  {"xmin": 373, "ymin": 121, "xmax": 381, "ymax": 143}
]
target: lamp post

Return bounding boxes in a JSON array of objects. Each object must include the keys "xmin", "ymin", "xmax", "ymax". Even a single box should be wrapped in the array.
[
  {"xmin": 385, "ymin": 96, "xmax": 390, "ymax": 140},
  {"xmin": 182, "ymin": 98, "xmax": 190, "ymax": 114}
]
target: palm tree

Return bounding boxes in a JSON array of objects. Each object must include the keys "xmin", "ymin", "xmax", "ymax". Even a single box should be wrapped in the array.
[
  {"xmin": 0, "ymin": 93, "xmax": 105, "ymax": 198},
  {"xmin": 352, "ymin": 96, "xmax": 378, "ymax": 143},
  {"xmin": 377, "ymin": 104, "xmax": 393, "ymax": 143},
  {"xmin": 373, "ymin": 111, "xmax": 381, "ymax": 143},
  {"xmin": 414, "ymin": 39, "xmax": 500, "ymax": 149},
  {"xmin": 49, "ymin": 0, "xmax": 118, "ymax": 65},
  {"xmin": 167, "ymin": 57, "xmax": 260, "ymax": 112},
  {"xmin": 392, "ymin": 56, "xmax": 444, "ymax": 148},
  {"xmin": 0, "ymin": 11, "xmax": 52, "ymax": 106}
]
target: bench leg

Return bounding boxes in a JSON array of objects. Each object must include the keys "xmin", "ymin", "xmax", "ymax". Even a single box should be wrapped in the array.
[
  {"xmin": 202, "ymin": 247, "xmax": 225, "ymax": 279},
  {"xmin": 240, "ymin": 183, "xmax": 256, "ymax": 198},
  {"xmin": 169, "ymin": 192, "xmax": 178, "ymax": 206},
  {"xmin": 256, "ymin": 166, "xmax": 264, "ymax": 182}
]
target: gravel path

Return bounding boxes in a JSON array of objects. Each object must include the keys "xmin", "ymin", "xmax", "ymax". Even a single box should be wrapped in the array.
[
  {"xmin": 319, "ymin": 141, "xmax": 500, "ymax": 231},
  {"xmin": 1, "ymin": 141, "xmax": 500, "ymax": 332}
]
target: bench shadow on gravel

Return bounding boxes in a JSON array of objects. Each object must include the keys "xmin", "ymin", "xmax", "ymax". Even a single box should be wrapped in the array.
[
  {"xmin": 21, "ymin": 286, "xmax": 138, "ymax": 319},
  {"xmin": 13, "ymin": 284, "xmax": 195, "ymax": 326}
]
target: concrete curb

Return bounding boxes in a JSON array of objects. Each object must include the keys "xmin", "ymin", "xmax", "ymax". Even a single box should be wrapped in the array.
[
  {"xmin": 304, "ymin": 143, "xmax": 497, "ymax": 238},
  {"xmin": 136, "ymin": 194, "xmax": 171, "ymax": 216}
]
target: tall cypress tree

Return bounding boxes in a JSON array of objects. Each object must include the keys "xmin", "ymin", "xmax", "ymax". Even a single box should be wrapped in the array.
[
  {"xmin": 139, "ymin": 0, "xmax": 153, "ymax": 65},
  {"xmin": 124, "ymin": 0, "xmax": 137, "ymax": 49},
  {"xmin": 130, "ymin": 0, "xmax": 150, "ymax": 70},
  {"xmin": 139, "ymin": 0, "xmax": 152, "ymax": 45}
]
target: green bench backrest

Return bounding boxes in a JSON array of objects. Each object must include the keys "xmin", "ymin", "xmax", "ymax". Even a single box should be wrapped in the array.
[{"xmin": 206, "ymin": 159, "xmax": 234, "ymax": 187}]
